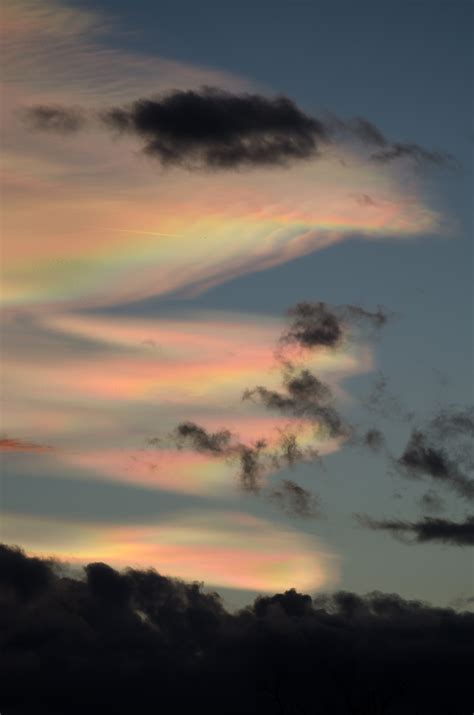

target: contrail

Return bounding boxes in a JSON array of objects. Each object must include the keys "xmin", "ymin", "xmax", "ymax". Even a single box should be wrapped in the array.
[{"xmin": 103, "ymin": 228, "xmax": 184, "ymax": 238}]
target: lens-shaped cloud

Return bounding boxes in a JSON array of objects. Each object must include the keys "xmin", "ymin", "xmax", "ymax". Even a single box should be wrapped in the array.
[{"xmin": 2, "ymin": 511, "xmax": 339, "ymax": 592}]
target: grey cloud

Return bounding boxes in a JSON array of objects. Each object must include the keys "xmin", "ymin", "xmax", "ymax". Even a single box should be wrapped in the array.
[{"xmin": 357, "ymin": 514, "xmax": 474, "ymax": 546}]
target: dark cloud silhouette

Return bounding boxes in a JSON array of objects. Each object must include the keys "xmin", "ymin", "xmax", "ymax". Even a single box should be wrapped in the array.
[
  {"xmin": 244, "ymin": 368, "xmax": 348, "ymax": 439},
  {"xmin": 363, "ymin": 428, "xmax": 385, "ymax": 451},
  {"xmin": 166, "ymin": 301, "xmax": 389, "ymax": 498},
  {"xmin": 281, "ymin": 301, "xmax": 343, "ymax": 349},
  {"xmin": 326, "ymin": 113, "xmax": 454, "ymax": 165},
  {"xmin": 275, "ymin": 429, "xmax": 320, "ymax": 468},
  {"xmin": 172, "ymin": 421, "xmax": 320, "ymax": 494},
  {"xmin": 430, "ymin": 406, "xmax": 474, "ymax": 438},
  {"xmin": 24, "ymin": 89, "xmax": 453, "ymax": 170},
  {"xmin": 101, "ymin": 87, "xmax": 325, "ymax": 169},
  {"xmin": 279, "ymin": 301, "xmax": 387, "ymax": 354},
  {"xmin": 175, "ymin": 421, "xmax": 233, "ymax": 454},
  {"xmin": 358, "ymin": 514, "xmax": 474, "ymax": 546},
  {"xmin": 362, "ymin": 371, "xmax": 414, "ymax": 421},
  {"xmin": 359, "ymin": 406, "xmax": 473, "ymax": 546},
  {"xmin": 371, "ymin": 143, "xmax": 452, "ymax": 166},
  {"xmin": 270, "ymin": 479, "xmax": 321, "ymax": 518},
  {"xmin": 397, "ymin": 428, "xmax": 474, "ymax": 501},
  {"xmin": 237, "ymin": 441, "xmax": 268, "ymax": 492},
  {"xmin": 346, "ymin": 116, "xmax": 388, "ymax": 147},
  {"xmin": 0, "ymin": 544, "xmax": 472, "ymax": 715},
  {"xmin": 353, "ymin": 192, "xmax": 377, "ymax": 206},
  {"xmin": 22, "ymin": 105, "xmax": 86, "ymax": 133},
  {"xmin": 173, "ymin": 421, "xmax": 268, "ymax": 492},
  {"xmin": 0, "ymin": 543, "xmax": 55, "ymax": 601}
]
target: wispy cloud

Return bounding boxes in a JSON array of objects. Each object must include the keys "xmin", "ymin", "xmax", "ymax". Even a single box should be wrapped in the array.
[
  {"xmin": 0, "ymin": 436, "xmax": 53, "ymax": 453},
  {"xmin": 2, "ymin": 512, "xmax": 338, "ymax": 592},
  {"xmin": 357, "ymin": 514, "xmax": 474, "ymax": 546}
]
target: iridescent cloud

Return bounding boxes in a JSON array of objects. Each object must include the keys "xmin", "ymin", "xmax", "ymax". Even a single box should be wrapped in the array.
[
  {"xmin": 3, "ymin": 309, "xmax": 366, "ymax": 496},
  {"xmin": 2, "ymin": 511, "xmax": 339, "ymax": 593},
  {"xmin": 2, "ymin": 3, "xmax": 443, "ymax": 310}
]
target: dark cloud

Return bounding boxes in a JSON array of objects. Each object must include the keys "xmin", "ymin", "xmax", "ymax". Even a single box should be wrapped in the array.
[
  {"xmin": 0, "ymin": 544, "xmax": 472, "ymax": 715},
  {"xmin": 237, "ymin": 441, "xmax": 268, "ymax": 492},
  {"xmin": 24, "ymin": 89, "xmax": 453, "ymax": 170},
  {"xmin": 280, "ymin": 301, "xmax": 343, "ymax": 350},
  {"xmin": 166, "ymin": 301, "xmax": 389, "ymax": 498},
  {"xmin": 362, "ymin": 372, "xmax": 415, "ymax": 421},
  {"xmin": 363, "ymin": 428, "xmax": 385, "ymax": 451},
  {"xmin": 276, "ymin": 429, "xmax": 320, "ymax": 467},
  {"xmin": 326, "ymin": 113, "xmax": 454, "ymax": 166},
  {"xmin": 430, "ymin": 406, "xmax": 474, "ymax": 438},
  {"xmin": 358, "ymin": 406, "xmax": 473, "ymax": 546},
  {"xmin": 173, "ymin": 421, "xmax": 267, "ymax": 492},
  {"xmin": 357, "ymin": 514, "xmax": 474, "ymax": 546},
  {"xmin": 22, "ymin": 105, "xmax": 86, "ymax": 133},
  {"xmin": 353, "ymin": 192, "xmax": 377, "ymax": 206},
  {"xmin": 270, "ymin": 479, "xmax": 321, "ymax": 518},
  {"xmin": 171, "ymin": 420, "xmax": 323, "ymax": 495},
  {"xmin": 397, "ymin": 428, "xmax": 474, "ymax": 501},
  {"xmin": 279, "ymin": 301, "xmax": 387, "ymax": 353},
  {"xmin": 0, "ymin": 544, "xmax": 55, "ymax": 601},
  {"xmin": 346, "ymin": 116, "xmax": 388, "ymax": 147},
  {"xmin": 244, "ymin": 368, "xmax": 348, "ymax": 439},
  {"xmin": 101, "ymin": 87, "xmax": 325, "ymax": 169},
  {"xmin": 174, "ymin": 421, "xmax": 233, "ymax": 455},
  {"xmin": 371, "ymin": 143, "xmax": 453, "ymax": 166}
]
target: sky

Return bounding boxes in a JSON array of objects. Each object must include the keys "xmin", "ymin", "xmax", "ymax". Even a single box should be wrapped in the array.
[{"xmin": 0, "ymin": 0, "xmax": 472, "ymax": 610}]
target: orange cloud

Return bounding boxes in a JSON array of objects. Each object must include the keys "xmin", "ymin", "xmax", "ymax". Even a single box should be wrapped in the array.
[
  {"xmin": 0, "ymin": 436, "xmax": 53, "ymax": 453},
  {"xmin": 2, "ymin": 511, "xmax": 340, "ymax": 593}
]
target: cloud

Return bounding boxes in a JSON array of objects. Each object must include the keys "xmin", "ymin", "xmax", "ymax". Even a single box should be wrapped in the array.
[
  {"xmin": 0, "ymin": 436, "xmax": 53, "ymax": 453},
  {"xmin": 326, "ymin": 114, "xmax": 454, "ymax": 166},
  {"xmin": 357, "ymin": 514, "xmax": 474, "ymax": 546},
  {"xmin": 359, "ymin": 406, "xmax": 474, "ymax": 546},
  {"xmin": 279, "ymin": 301, "xmax": 387, "ymax": 353},
  {"xmin": 363, "ymin": 371, "xmax": 415, "ymax": 421},
  {"xmin": 173, "ymin": 421, "xmax": 288, "ymax": 492},
  {"xmin": 0, "ymin": 543, "xmax": 55, "ymax": 601},
  {"xmin": 161, "ymin": 301, "xmax": 383, "ymax": 498},
  {"xmin": 270, "ymin": 479, "xmax": 321, "ymax": 518},
  {"xmin": 371, "ymin": 143, "xmax": 453, "ymax": 166},
  {"xmin": 173, "ymin": 421, "xmax": 266, "ymax": 492},
  {"xmin": 397, "ymin": 428, "xmax": 474, "ymax": 502},
  {"xmin": 243, "ymin": 368, "xmax": 348, "ymax": 439},
  {"xmin": 2, "ymin": 514, "xmax": 336, "ymax": 593},
  {"xmin": 21, "ymin": 105, "xmax": 86, "ymax": 133},
  {"xmin": 363, "ymin": 428, "xmax": 385, "ymax": 451},
  {"xmin": 0, "ymin": 544, "xmax": 472, "ymax": 715},
  {"xmin": 25, "ymin": 88, "xmax": 454, "ymax": 171},
  {"xmin": 430, "ymin": 406, "xmax": 474, "ymax": 438},
  {"xmin": 4, "ymin": 1, "xmax": 445, "ymax": 310},
  {"xmin": 101, "ymin": 87, "xmax": 326, "ymax": 169},
  {"xmin": 175, "ymin": 421, "xmax": 234, "ymax": 455},
  {"xmin": 171, "ymin": 417, "xmax": 324, "ymax": 495}
]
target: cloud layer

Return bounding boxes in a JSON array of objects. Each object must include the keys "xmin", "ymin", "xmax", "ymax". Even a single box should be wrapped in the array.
[{"xmin": 0, "ymin": 544, "xmax": 472, "ymax": 715}]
